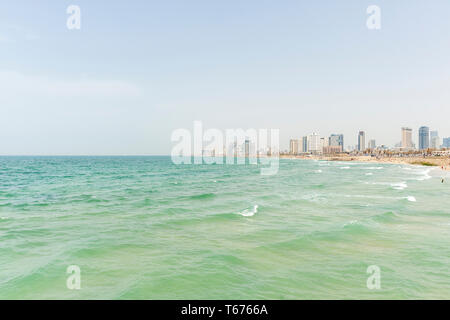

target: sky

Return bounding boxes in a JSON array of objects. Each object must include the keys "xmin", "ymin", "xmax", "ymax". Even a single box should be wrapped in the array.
[{"xmin": 1, "ymin": 0, "xmax": 449, "ymax": 155}]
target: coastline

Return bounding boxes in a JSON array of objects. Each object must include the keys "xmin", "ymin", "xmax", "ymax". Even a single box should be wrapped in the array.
[{"xmin": 280, "ymin": 154, "xmax": 450, "ymax": 171}]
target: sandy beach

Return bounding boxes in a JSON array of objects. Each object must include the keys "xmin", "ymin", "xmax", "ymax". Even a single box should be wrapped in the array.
[{"xmin": 280, "ymin": 154, "xmax": 450, "ymax": 171}]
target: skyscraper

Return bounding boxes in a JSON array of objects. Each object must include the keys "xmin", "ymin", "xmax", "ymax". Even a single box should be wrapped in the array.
[
  {"xmin": 289, "ymin": 139, "xmax": 300, "ymax": 154},
  {"xmin": 430, "ymin": 131, "xmax": 440, "ymax": 149},
  {"xmin": 401, "ymin": 127, "xmax": 413, "ymax": 149},
  {"xmin": 443, "ymin": 137, "xmax": 450, "ymax": 148},
  {"xmin": 418, "ymin": 126, "xmax": 430, "ymax": 150},
  {"xmin": 368, "ymin": 139, "xmax": 376, "ymax": 149},
  {"xmin": 302, "ymin": 136, "xmax": 308, "ymax": 153},
  {"xmin": 358, "ymin": 131, "xmax": 365, "ymax": 152},
  {"xmin": 308, "ymin": 133, "xmax": 320, "ymax": 153},
  {"xmin": 329, "ymin": 134, "xmax": 344, "ymax": 152}
]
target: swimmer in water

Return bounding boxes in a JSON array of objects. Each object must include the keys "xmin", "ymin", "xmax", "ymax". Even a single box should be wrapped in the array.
[{"xmin": 442, "ymin": 178, "xmax": 445, "ymax": 183}]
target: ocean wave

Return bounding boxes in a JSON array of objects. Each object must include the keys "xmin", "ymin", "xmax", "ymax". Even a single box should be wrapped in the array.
[
  {"xmin": 340, "ymin": 166, "xmax": 350, "ymax": 170},
  {"xmin": 188, "ymin": 193, "xmax": 216, "ymax": 200},
  {"xmin": 362, "ymin": 167, "xmax": 383, "ymax": 170},
  {"xmin": 372, "ymin": 211, "xmax": 399, "ymax": 223},
  {"xmin": 365, "ymin": 173, "xmax": 373, "ymax": 176},
  {"xmin": 237, "ymin": 205, "xmax": 258, "ymax": 217},
  {"xmin": 369, "ymin": 181, "xmax": 408, "ymax": 190},
  {"xmin": 391, "ymin": 182, "xmax": 408, "ymax": 190},
  {"xmin": 406, "ymin": 196, "xmax": 416, "ymax": 202},
  {"xmin": 411, "ymin": 168, "xmax": 432, "ymax": 181}
]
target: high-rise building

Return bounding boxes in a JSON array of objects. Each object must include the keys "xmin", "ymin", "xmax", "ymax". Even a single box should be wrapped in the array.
[
  {"xmin": 358, "ymin": 131, "xmax": 365, "ymax": 151},
  {"xmin": 368, "ymin": 139, "xmax": 376, "ymax": 149},
  {"xmin": 329, "ymin": 134, "xmax": 344, "ymax": 152},
  {"xmin": 302, "ymin": 136, "xmax": 308, "ymax": 153},
  {"xmin": 289, "ymin": 139, "xmax": 301, "ymax": 154},
  {"xmin": 430, "ymin": 131, "xmax": 440, "ymax": 149},
  {"xmin": 418, "ymin": 126, "xmax": 430, "ymax": 150},
  {"xmin": 320, "ymin": 137, "xmax": 328, "ymax": 152},
  {"xmin": 401, "ymin": 127, "xmax": 413, "ymax": 149},
  {"xmin": 442, "ymin": 137, "xmax": 450, "ymax": 148},
  {"xmin": 308, "ymin": 133, "xmax": 320, "ymax": 153}
]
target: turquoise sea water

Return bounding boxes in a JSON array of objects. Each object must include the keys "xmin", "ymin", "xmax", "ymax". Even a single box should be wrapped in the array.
[{"xmin": 0, "ymin": 156, "xmax": 449, "ymax": 299}]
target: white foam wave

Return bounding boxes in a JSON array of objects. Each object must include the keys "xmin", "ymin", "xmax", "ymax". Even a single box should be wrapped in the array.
[
  {"xmin": 391, "ymin": 182, "xmax": 408, "ymax": 190},
  {"xmin": 370, "ymin": 181, "xmax": 408, "ymax": 190},
  {"xmin": 238, "ymin": 205, "xmax": 258, "ymax": 217},
  {"xmin": 412, "ymin": 168, "xmax": 432, "ymax": 181},
  {"xmin": 365, "ymin": 173, "xmax": 373, "ymax": 176},
  {"xmin": 406, "ymin": 196, "xmax": 416, "ymax": 202},
  {"xmin": 340, "ymin": 166, "xmax": 350, "ymax": 170}
]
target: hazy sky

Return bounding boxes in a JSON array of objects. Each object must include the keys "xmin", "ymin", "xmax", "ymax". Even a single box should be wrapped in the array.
[{"xmin": 1, "ymin": 0, "xmax": 449, "ymax": 155}]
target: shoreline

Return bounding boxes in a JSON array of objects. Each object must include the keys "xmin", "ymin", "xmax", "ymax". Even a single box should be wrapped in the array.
[{"xmin": 280, "ymin": 154, "xmax": 450, "ymax": 171}]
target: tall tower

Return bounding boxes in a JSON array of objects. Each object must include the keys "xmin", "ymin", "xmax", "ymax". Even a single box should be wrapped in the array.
[
  {"xmin": 308, "ymin": 133, "xmax": 320, "ymax": 153},
  {"xmin": 302, "ymin": 136, "xmax": 308, "ymax": 153},
  {"xmin": 401, "ymin": 127, "xmax": 413, "ymax": 149},
  {"xmin": 418, "ymin": 126, "xmax": 430, "ymax": 150},
  {"xmin": 358, "ymin": 131, "xmax": 365, "ymax": 151}
]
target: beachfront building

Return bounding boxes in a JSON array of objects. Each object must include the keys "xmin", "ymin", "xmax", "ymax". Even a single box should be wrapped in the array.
[
  {"xmin": 401, "ymin": 127, "xmax": 413, "ymax": 150},
  {"xmin": 358, "ymin": 131, "xmax": 365, "ymax": 152},
  {"xmin": 323, "ymin": 145, "xmax": 342, "ymax": 154},
  {"xmin": 289, "ymin": 139, "xmax": 301, "ymax": 155},
  {"xmin": 308, "ymin": 133, "xmax": 321, "ymax": 154},
  {"xmin": 302, "ymin": 136, "xmax": 308, "ymax": 153},
  {"xmin": 418, "ymin": 126, "xmax": 430, "ymax": 150},
  {"xmin": 443, "ymin": 137, "xmax": 450, "ymax": 149},
  {"xmin": 430, "ymin": 131, "xmax": 440, "ymax": 149},
  {"xmin": 329, "ymin": 134, "xmax": 344, "ymax": 152},
  {"xmin": 320, "ymin": 137, "xmax": 328, "ymax": 151},
  {"xmin": 368, "ymin": 139, "xmax": 376, "ymax": 150}
]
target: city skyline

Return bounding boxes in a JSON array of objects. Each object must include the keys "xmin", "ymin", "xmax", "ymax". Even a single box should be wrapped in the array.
[
  {"xmin": 1, "ymin": 1, "xmax": 450, "ymax": 155},
  {"xmin": 288, "ymin": 125, "xmax": 449, "ymax": 154}
]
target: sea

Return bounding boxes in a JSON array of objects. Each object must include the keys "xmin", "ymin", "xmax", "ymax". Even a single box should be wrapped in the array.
[{"xmin": 0, "ymin": 156, "xmax": 449, "ymax": 299}]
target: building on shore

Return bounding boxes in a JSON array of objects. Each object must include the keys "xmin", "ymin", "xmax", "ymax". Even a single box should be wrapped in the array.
[
  {"xmin": 358, "ymin": 131, "xmax": 366, "ymax": 151},
  {"xmin": 430, "ymin": 131, "xmax": 440, "ymax": 149},
  {"xmin": 368, "ymin": 139, "xmax": 376, "ymax": 150},
  {"xmin": 308, "ymin": 133, "xmax": 321, "ymax": 154},
  {"xmin": 323, "ymin": 145, "xmax": 342, "ymax": 154},
  {"xmin": 329, "ymin": 134, "xmax": 344, "ymax": 152},
  {"xmin": 401, "ymin": 127, "xmax": 413, "ymax": 150},
  {"xmin": 418, "ymin": 126, "xmax": 430, "ymax": 150},
  {"xmin": 320, "ymin": 137, "xmax": 328, "ymax": 151},
  {"xmin": 289, "ymin": 139, "xmax": 301, "ymax": 155},
  {"xmin": 302, "ymin": 136, "xmax": 308, "ymax": 153},
  {"xmin": 443, "ymin": 137, "xmax": 450, "ymax": 149}
]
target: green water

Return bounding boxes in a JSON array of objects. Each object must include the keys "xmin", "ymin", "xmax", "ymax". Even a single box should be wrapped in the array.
[{"xmin": 0, "ymin": 156, "xmax": 449, "ymax": 299}]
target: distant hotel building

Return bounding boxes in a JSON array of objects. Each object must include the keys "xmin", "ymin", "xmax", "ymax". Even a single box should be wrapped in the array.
[
  {"xmin": 443, "ymin": 137, "xmax": 450, "ymax": 148},
  {"xmin": 368, "ymin": 139, "xmax": 376, "ymax": 149},
  {"xmin": 289, "ymin": 139, "xmax": 301, "ymax": 154},
  {"xmin": 418, "ymin": 126, "xmax": 430, "ymax": 150},
  {"xmin": 358, "ymin": 131, "xmax": 365, "ymax": 151},
  {"xmin": 430, "ymin": 131, "xmax": 440, "ymax": 149},
  {"xmin": 401, "ymin": 127, "xmax": 413, "ymax": 150},
  {"xmin": 308, "ymin": 133, "xmax": 321, "ymax": 154},
  {"xmin": 302, "ymin": 136, "xmax": 308, "ymax": 153},
  {"xmin": 329, "ymin": 134, "xmax": 344, "ymax": 152},
  {"xmin": 323, "ymin": 145, "xmax": 342, "ymax": 154}
]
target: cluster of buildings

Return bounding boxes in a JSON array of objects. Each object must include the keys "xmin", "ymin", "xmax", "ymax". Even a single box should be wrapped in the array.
[
  {"xmin": 288, "ymin": 126, "xmax": 450, "ymax": 155},
  {"xmin": 398, "ymin": 126, "xmax": 449, "ymax": 151},
  {"xmin": 289, "ymin": 133, "xmax": 345, "ymax": 155}
]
